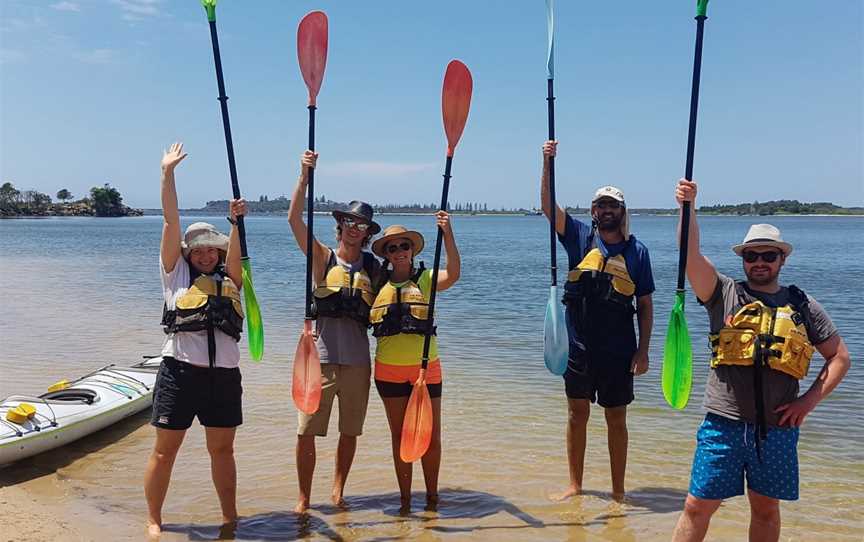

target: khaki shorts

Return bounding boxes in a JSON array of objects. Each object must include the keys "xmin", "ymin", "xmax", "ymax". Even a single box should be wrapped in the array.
[{"xmin": 297, "ymin": 363, "xmax": 371, "ymax": 437}]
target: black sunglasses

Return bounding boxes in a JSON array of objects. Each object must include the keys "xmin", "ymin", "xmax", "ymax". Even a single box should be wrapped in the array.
[
  {"xmin": 742, "ymin": 250, "xmax": 781, "ymax": 263},
  {"xmin": 594, "ymin": 200, "xmax": 621, "ymax": 210},
  {"xmin": 386, "ymin": 242, "xmax": 412, "ymax": 254}
]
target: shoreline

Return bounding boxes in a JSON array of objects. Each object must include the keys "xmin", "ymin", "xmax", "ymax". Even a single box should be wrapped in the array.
[{"xmin": 4, "ymin": 211, "xmax": 863, "ymax": 219}]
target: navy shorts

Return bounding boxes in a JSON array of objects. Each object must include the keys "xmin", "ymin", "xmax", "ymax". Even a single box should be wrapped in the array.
[
  {"xmin": 150, "ymin": 357, "xmax": 243, "ymax": 430},
  {"xmin": 689, "ymin": 413, "xmax": 799, "ymax": 501},
  {"xmin": 563, "ymin": 350, "xmax": 633, "ymax": 408}
]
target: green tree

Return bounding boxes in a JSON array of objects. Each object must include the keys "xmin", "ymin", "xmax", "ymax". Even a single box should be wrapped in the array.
[
  {"xmin": 89, "ymin": 183, "xmax": 124, "ymax": 216},
  {"xmin": 56, "ymin": 189, "xmax": 73, "ymax": 203},
  {"xmin": 0, "ymin": 182, "xmax": 21, "ymax": 214}
]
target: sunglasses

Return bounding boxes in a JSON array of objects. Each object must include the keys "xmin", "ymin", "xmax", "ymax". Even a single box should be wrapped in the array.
[
  {"xmin": 742, "ymin": 250, "xmax": 781, "ymax": 263},
  {"xmin": 341, "ymin": 218, "xmax": 371, "ymax": 232},
  {"xmin": 594, "ymin": 200, "xmax": 621, "ymax": 210},
  {"xmin": 386, "ymin": 242, "xmax": 412, "ymax": 254}
]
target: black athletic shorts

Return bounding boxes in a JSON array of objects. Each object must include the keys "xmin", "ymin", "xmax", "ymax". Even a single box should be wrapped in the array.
[
  {"xmin": 151, "ymin": 356, "xmax": 243, "ymax": 430},
  {"xmin": 375, "ymin": 380, "xmax": 442, "ymax": 399},
  {"xmin": 563, "ymin": 350, "xmax": 633, "ymax": 408}
]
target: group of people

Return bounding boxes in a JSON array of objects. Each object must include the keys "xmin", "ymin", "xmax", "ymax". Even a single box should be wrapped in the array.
[{"xmin": 142, "ymin": 140, "xmax": 850, "ymax": 542}]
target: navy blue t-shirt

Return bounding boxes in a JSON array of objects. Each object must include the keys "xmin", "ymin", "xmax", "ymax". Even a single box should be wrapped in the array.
[{"xmin": 557, "ymin": 214, "xmax": 655, "ymax": 356}]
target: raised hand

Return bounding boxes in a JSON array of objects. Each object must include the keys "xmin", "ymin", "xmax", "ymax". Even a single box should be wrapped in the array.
[
  {"xmin": 675, "ymin": 179, "xmax": 698, "ymax": 206},
  {"xmin": 161, "ymin": 142, "xmax": 188, "ymax": 172}
]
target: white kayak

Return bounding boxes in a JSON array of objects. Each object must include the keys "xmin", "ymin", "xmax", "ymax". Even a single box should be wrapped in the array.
[{"xmin": 0, "ymin": 356, "xmax": 163, "ymax": 466}]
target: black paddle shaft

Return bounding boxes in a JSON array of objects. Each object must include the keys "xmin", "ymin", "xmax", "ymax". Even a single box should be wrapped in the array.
[
  {"xmin": 676, "ymin": 15, "xmax": 707, "ymax": 291},
  {"xmin": 547, "ymin": 77, "xmax": 558, "ymax": 286},
  {"xmin": 207, "ymin": 20, "xmax": 249, "ymax": 258},
  {"xmin": 304, "ymin": 105, "xmax": 317, "ymax": 320},
  {"xmin": 420, "ymin": 155, "xmax": 453, "ymax": 368}
]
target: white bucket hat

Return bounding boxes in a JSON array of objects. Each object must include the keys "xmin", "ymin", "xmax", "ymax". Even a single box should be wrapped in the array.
[
  {"xmin": 181, "ymin": 222, "xmax": 229, "ymax": 258},
  {"xmin": 592, "ymin": 185, "xmax": 630, "ymax": 240},
  {"xmin": 732, "ymin": 224, "xmax": 793, "ymax": 257}
]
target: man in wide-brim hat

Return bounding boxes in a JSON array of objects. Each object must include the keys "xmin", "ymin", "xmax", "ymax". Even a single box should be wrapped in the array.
[
  {"xmin": 540, "ymin": 139, "xmax": 656, "ymax": 503},
  {"xmin": 671, "ymin": 179, "xmax": 849, "ymax": 542},
  {"xmin": 287, "ymin": 149, "xmax": 382, "ymax": 513}
]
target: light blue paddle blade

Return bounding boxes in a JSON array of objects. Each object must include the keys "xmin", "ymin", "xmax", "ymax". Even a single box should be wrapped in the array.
[
  {"xmin": 544, "ymin": 285, "xmax": 568, "ymax": 375},
  {"xmin": 545, "ymin": 0, "xmax": 555, "ymax": 79}
]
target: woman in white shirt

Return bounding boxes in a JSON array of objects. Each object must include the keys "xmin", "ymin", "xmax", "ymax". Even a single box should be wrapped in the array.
[{"xmin": 144, "ymin": 142, "xmax": 247, "ymax": 538}]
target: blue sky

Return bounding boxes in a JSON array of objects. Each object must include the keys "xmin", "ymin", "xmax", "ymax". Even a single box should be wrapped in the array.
[{"xmin": 1, "ymin": 0, "xmax": 861, "ymax": 209}]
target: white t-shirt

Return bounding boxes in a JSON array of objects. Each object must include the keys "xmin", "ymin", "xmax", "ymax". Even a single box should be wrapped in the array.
[{"xmin": 160, "ymin": 257, "xmax": 241, "ymax": 369}]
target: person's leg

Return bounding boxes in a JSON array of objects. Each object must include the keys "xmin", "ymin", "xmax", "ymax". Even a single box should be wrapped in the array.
[
  {"xmin": 604, "ymin": 405, "xmax": 628, "ymax": 501},
  {"xmin": 144, "ymin": 428, "xmax": 187, "ymax": 537},
  {"xmin": 555, "ymin": 398, "xmax": 590, "ymax": 500},
  {"xmin": 671, "ymin": 494, "xmax": 723, "ymax": 542},
  {"xmin": 747, "ymin": 490, "xmax": 780, "ymax": 542},
  {"xmin": 295, "ymin": 365, "xmax": 338, "ymax": 513},
  {"xmin": 380, "ymin": 391, "xmax": 413, "ymax": 511},
  {"xmin": 332, "ymin": 364, "xmax": 371, "ymax": 507},
  {"xmin": 204, "ymin": 427, "xmax": 239, "ymax": 524},
  {"xmin": 420, "ymin": 394, "xmax": 442, "ymax": 508}
]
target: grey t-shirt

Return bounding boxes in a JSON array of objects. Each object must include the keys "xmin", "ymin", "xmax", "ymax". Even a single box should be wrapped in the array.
[
  {"xmin": 701, "ymin": 273, "xmax": 837, "ymax": 426},
  {"xmin": 314, "ymin": 250, "xmax": 380, "ymax": 366}
]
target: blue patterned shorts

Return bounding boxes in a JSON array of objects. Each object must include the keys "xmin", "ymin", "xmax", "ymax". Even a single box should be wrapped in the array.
[{"xmin": 689, "ymin": 413, "xmax": 799, "ymax": 501}]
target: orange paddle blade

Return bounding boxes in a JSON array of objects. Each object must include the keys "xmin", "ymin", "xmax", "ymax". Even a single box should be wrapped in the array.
[
  {"xmin": 442, "ymin": 60, "xmax": 473, "ymax": 157},
  {"xmin": 292, "ymin": 320, "xmax": 322, "ymax": 414},
  {"xmin": 399, "ymin": 380, "xmax": 433, "ymax": 463},
  {"xmin": 297, "ymin": 11, "xmax": 328, "ymax": 106}
]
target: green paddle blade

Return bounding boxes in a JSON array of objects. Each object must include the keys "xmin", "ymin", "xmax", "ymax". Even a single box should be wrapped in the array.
[
  {"xmin": 241, "ymin": 258, "xmax": 263, "ymax": 361},
  {"xmin": 662, "ymin": 290, "xmax": 692, "ymax": 409},
  {"xmin": 544, "ymin": 285, "xmax": 569, "ymax": 375}
]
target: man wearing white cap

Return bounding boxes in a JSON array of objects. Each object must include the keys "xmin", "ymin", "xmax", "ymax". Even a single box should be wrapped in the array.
[
  {"xmin": 672, "ymin": 180, "xmax": 850, "ymax": 542},
  {"xmin": 540, "ymin": 140, "xmax": 655, "ymax": 501}
]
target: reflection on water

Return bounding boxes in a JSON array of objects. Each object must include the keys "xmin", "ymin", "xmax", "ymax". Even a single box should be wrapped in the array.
[{"xmin": 1, "ymin": 215, "xmax": 862, "ymax": 540}]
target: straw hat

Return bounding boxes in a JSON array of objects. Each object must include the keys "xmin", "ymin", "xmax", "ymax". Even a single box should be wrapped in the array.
[
  {"xmin": 732, "ymin": 224, "xmax": 793, "ymax": 256},
  {"xmin": 371, "ymin": 225, "xmax": 425, "ymax": 258}
]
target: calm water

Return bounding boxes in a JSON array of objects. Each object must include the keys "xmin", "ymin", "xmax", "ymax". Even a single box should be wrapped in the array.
[{"xmin": 1, "ymin": 214, "xmax": 862, "ymax": 541}]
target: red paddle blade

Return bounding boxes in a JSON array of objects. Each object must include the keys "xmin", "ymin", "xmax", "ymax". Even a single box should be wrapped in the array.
[
  {"xmin": 399, "ymin": 380, "xmax": 433, "ymax": 463},
  {"xmin": 297, "ymin": 11, "xmax": 328, "ymax": 106},
  {"xmin": 292, "ymin": 320, "xmax": 322, "ymax": 414},
  {"xmin": 442, "ymin": 60, "xmax": 473, "ymax": 157}
]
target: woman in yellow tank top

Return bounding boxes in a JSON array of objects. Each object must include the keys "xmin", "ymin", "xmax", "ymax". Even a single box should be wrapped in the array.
[{"xmin": 369, "ymin": 211, "xmax": 460, "ymax": 512}]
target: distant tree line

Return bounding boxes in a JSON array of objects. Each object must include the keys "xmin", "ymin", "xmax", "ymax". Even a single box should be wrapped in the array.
[
  {"xmin": 698, "ymin": 200, "xmax": 864, "ymax": 216},
  {"xmin": 0, "ymin": 181, "xmax": 141, "ymax": 217}
]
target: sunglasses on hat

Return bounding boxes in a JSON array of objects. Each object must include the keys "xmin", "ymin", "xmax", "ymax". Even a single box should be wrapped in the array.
[
  {"xmin": 341, "ymin": 218, "xmax": 371, "ymax": 232},
  {"xmin": 742, "ymin": 250, "xmax": 781, "ymax": 263},
  {"xmin": 386, "ymin": 242, "xmax": 412, "ymax": 254}
]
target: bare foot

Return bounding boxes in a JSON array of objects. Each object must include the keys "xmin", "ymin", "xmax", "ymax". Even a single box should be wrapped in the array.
[
  {"xmin": 331, "ymin": 492, "xmax": 349, "ymax": 510},
  {"xmin": 146, "ymin": 521, "xmax": 161, "ymax": 539},
  {"xmin": 611, "ymin": 492, "xmax": 628, "ymax": 504},
  {"xmin": 550, "ymin": 485, "xmax": 582, "ymax": 501},
  {"xmin": 399, "ymin": 496, "xmax": 411, "ymax": 515},
  {"xmin": 425, "ymin": 493, "xmax": 439, "ymax": 512},
  {"xmin": 294, "ymin": 500, "xmax": 310, "ymax": 514},
  {"xmin": 218, "ymin": 520, "xmax": 238, "ymax": 539}
]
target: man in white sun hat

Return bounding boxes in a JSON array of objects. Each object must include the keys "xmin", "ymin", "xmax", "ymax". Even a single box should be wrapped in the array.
[
  {"xmin": 540, "ymin": 140, "xmax": 656, "ymax": 502},
  {"xmin": 671, "ymin": 179, "xmax": 850, "ymax": 542}
]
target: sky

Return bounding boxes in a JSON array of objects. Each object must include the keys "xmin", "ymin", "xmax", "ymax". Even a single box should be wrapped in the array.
[{"xmin": 1, "ymin": 0, "xmax": 862, "ymax": 210}]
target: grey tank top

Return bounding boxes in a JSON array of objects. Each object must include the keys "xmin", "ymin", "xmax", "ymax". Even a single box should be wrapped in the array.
[{"xmin": 314, "ymin": 251, "xmax": 373, "ymax": 366}]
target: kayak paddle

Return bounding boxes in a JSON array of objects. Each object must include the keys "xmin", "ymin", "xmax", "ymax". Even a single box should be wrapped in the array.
[
  {"xmin": 542, "ymin": 0, "xmax": 568, "ymax": 376},
  {"xmin": 662, "ymin": 0, "xmax": 709, "ymax": 409},
  {"xmin": 292, "ymin": 10, "xmax": 328, "ymax": 415},
  {"xmin": 401, "ymin": 60, "xmax": 473, "ymax": 463},
  {"xmin": 201, "ymin": 0, "xmax": 264, "ymax": 361}
]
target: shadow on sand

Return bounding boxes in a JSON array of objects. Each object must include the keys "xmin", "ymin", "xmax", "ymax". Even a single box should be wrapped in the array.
[
  {"xmin": 162, "ymin": 512, "xmax": 345, "ymax": 542},
  {"xmin": 0, "ymin": 409, "xmax": 151, "ymax": 487}
]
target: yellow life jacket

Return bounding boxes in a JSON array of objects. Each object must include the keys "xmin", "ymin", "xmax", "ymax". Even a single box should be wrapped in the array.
[
  {"xmin": 162, "ymin": 270, "xmax": 244, "ymax": 342},
  {"xmin": 709, "ymin": 286, "xmax": 815, "ymax": 380},
  {"xmin": 313, "ymin": 251, "xmax": 377, "ymax": 325},
  {"xmin": 369, "ymin": 265, "xmax": 434, "ymax": 338}
]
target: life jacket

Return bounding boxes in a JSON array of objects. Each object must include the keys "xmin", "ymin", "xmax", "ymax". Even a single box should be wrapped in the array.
[
  {"xmin": 161, "ymin": 268, "xmax": 244, "ymax": 343},
  {"xmin": 710, "ymin": 282, "xmax": 815, "ymax": 459},
  {"xmin": 312, "ymin": 250, "xmax": 377, "ymax": 325},
  {"xmin": 562, "ymin": 232, "xmax": 637, "ymax": 351},
  {"xmin": 709, "ymin": 284, "xmax": 815, "ymax": 380},
  {"xmin": 369, "ymin": 264, "xmax": 435, "ymax": 338}
]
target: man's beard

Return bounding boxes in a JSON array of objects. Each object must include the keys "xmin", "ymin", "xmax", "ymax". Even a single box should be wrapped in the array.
[
  {"xmin": 745, "ymin": 266, "xmax": 780, "ymax": 286},
  {"xmin": 596, "ymin": 214, "xmax": 622, "ymax": 232}
]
